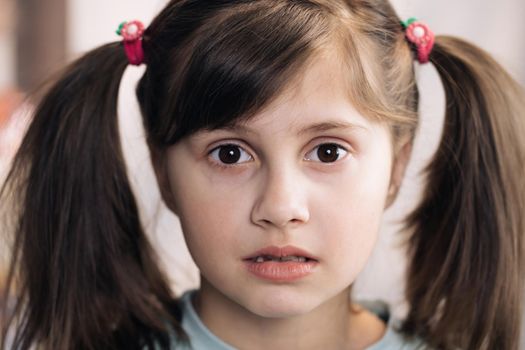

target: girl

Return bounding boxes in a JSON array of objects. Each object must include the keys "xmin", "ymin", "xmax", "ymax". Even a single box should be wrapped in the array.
[{"xmin": 1, "ymin": 0, "xmax": 524, "ymax": 349}]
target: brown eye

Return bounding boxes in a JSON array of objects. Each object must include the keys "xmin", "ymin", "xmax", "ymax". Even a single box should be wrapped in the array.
[
  {"xmin": 219, "ymin": 145, "xmax": 241, "ymax": 164},
  {"xmin": 210, "ymin": 144, "xmax": 253, "ymax": 165},
  {"xmin": 305, "ymin": 143, "xmax": 348, "ymax": 163}
]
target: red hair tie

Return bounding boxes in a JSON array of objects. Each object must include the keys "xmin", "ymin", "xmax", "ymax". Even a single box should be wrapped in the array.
[
  {"xmin": 402, "ymin": 18, "xmax": 435, "ymax": 64},
  {"xmin": 116, "ymin": 20, "xmax": 145, "ymax": 66}
]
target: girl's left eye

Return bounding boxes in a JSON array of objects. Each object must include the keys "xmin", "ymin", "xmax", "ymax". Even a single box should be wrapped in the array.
[
  {"xmin": 209, "ymin": 144, "xmax": 253, "ymax": 165},
  {"xmin": 305, "ymin": 143, "xmax": 348, "ymax": 163}
]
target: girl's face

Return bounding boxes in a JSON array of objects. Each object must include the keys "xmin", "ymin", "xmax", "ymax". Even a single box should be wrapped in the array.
[{"xmin": 162, "ymin": 51, "xmax": 399, "ymax": 318}]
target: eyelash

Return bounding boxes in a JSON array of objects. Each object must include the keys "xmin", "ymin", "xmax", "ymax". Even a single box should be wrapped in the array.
[{"xmin": 207, "ymin": 142, "xmax": 349, "ymax": 169}]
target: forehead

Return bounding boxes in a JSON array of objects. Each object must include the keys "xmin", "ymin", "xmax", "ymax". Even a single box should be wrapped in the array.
[{"xmin": 228, "ymin": 49, "xmax": 376, "ymax": 135}]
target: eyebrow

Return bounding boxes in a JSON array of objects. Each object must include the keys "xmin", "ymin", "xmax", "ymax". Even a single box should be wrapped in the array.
[
  {"xmin": 295, "ymin": 121, "xmax": 368, "ymax": 135},
  {"xmin": 221, "ymin": 120, "xmax": 368, "ymax": 136}
]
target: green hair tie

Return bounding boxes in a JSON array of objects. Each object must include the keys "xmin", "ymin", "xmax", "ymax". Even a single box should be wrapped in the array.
[
  {"xmin": 401, "ymin": 17, "xmax": 418, "ymax": 29},
  {"xmin": 116, "ymin": 21, "xmax": 126, "ymax": 36}
]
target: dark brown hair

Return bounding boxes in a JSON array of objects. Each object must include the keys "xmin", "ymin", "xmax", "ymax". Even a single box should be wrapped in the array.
[
  {"xmin": 402, "ymin": 37, "xmax": 525, "ymax": 349},
  {"xmin": 1, "ymin": 1, "xmax": 524, "ymax": 349}
]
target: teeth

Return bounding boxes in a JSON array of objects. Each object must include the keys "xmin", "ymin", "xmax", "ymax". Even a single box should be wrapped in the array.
[
  {"xmin": 253, "ymin": 255, "xmax": 308, "ymax": 263},
  {"xmin": 281, "ymin": 255, "xmax": 306, "ymax": 262}
]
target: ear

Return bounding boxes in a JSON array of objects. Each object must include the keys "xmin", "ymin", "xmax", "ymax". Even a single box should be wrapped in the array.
[
  {"xmin": 148, "ymin": 142, "xmax": 179, "ymax": 215},
  {"xmin": 384, "ymin": 140, "xmax": 412, "ymax": 209}
]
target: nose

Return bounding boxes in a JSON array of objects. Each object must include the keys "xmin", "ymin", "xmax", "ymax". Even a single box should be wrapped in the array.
[{"xmin": 250, "ymin": 165, "xmax": 310, "ymax": 229}]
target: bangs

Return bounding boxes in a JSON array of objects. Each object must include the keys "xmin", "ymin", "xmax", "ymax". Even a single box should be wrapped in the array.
[
  {"xmin": 155, "ymin": 2, "xmax": 333, "ymax": 144},
  {"xmin": 139, "ymin": 0, "xmax": 418, "ymax": 148}
]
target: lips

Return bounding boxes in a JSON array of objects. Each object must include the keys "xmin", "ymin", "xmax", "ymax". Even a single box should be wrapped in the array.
[
  {"xmin": 242, "ymin": 245, "xmax": 319, "ymax": 282},
  {"xmin": 242, "ymin": 245, "xmax": 319, "ymax": 262}
]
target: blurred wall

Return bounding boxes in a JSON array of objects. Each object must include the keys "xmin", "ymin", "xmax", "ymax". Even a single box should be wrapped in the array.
[
  {"xmin": 16, "ymin": 0, "xmax": 67, "ymax": 91},
  {"xmin": 0, "ymin": 0, "xmax": 17, "ymax": 288},
  {"xmin": 0, "ymin": 0, "xmax": 15, "ymax": 88}
]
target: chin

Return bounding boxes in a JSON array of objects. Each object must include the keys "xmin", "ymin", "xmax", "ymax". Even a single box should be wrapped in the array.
[{"xmin": 240, "ymin": 289, "xmax": 322, "ymax": 319}]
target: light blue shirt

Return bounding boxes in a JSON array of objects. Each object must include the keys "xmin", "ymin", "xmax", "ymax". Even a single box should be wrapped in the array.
[{"xmin": 165, "ymin": 290, "xmax": 427, "ymax": 349}]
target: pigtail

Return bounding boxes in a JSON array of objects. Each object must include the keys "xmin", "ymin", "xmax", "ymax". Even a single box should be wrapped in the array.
[
  {"xmin": 0, "ymin": 43, "xmax": 184, "ymax": 349},
  {"xmin": 402, "ymin": 36, "xmax": 525, "ymax": 350}
]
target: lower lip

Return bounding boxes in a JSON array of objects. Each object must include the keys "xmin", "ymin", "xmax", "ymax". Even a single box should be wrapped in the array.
[{"xmin": 243, "ymin": 260, "xmax": 318, "ymax": 282}]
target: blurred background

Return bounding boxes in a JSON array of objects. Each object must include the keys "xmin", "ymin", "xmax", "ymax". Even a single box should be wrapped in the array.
[{"xmin": 1, "ymin": 0, "xmax": 524, "ymax": 346}]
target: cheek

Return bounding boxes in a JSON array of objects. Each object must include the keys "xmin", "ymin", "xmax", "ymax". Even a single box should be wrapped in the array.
[
  {"xmin": 311, "ymin": 151, "xmax": 391, "ymax": 276},
  {"xmin": 170, "ymin": 170, "xmax": 250, "ymax": 267}
]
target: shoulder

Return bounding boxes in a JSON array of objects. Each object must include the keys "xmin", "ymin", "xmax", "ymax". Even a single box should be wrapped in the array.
[
  {"xmin": 355, "ymin": 299, "xmax": 433, "ymax": 350},
  {"xmin": 167, "ymin": 290, "xmax": 235, "ymax": 350}
]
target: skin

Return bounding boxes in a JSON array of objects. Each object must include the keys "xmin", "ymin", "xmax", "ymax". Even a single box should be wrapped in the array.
[{"xmin": 153, "ymin": 49, "xmax": 412, "ymax": 349}]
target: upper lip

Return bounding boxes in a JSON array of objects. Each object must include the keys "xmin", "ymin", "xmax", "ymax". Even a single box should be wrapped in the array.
[{"xmin": 242, "ymin": 245, "xmax": 319, "ymax": 261}]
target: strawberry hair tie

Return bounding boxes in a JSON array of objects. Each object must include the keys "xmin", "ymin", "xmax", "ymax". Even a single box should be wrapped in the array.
[
  {"xmin": 402, "ymin": 18, "xmax": 435, "ymax": 64},
  {"xmin": 116, "ymin": 20, "xmax": 145, "ymax": 66}
]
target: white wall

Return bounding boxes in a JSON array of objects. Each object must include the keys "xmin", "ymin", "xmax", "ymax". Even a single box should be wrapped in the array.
[{"xmin": 67, "ymin": 0, "xmax": 166, "ymax": 56}]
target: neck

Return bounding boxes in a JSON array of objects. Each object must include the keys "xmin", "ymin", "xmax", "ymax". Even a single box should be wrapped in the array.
[{"xmin": 193, "ymin": 280, "xmax": 367, "ymax": 350}]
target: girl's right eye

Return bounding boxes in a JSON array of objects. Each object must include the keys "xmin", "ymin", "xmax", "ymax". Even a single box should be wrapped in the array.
[{"xmin": 208, "ymin": 144, "xmax": 253, "ymax": 166}]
